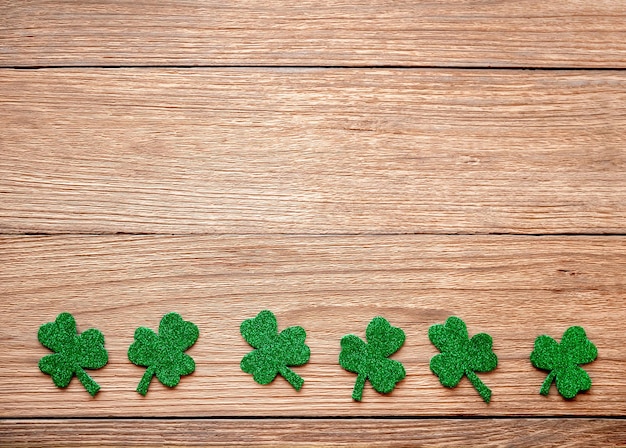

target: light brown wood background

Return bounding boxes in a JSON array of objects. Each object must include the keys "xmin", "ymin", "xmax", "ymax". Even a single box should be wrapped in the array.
[{"xmin": 1, "ymin": 1, "xmax": 625, "ymax": 447}]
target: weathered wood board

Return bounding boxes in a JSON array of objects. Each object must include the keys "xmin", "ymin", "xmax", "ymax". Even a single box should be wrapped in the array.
[{"xmin": 1, "ymin": 235, "xmax": 624, "ymax": 417}]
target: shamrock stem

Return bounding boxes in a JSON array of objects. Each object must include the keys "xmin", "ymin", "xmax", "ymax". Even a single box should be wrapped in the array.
[
  {"xmin": 279, "ymin": 366, "xmax": 304, "ymax": 391},
  {"xmin": 540, "ymin": 371, "xmax": 557, "ymax": 396},
  {"xmin": 466, "ymin": 370, "xmax": 491, "ymax": 403},
  {"xmin": 136, "ymin": 366, "xmax": 155, "ymax": 396},
  {"xmin": 352, "ymin": 373, "xmax": 367, "ymax": 401},
  {"xmin": 75, "ymin": 367, "xmax": 101, "ymax": 397}
]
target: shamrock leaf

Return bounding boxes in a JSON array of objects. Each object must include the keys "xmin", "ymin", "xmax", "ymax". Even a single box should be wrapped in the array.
[
  {"xmin": 38, "ymin": 312, "xmax": 108, "ymax": 397},
  {"xmin": 339, "ymin": 316, "xmax": 406, "ymax": 401},
  {"xmin": 530, "ymin": 326, "xmax": 597, "ymax": 399},
  {"xmin": 429, "ymin": 316, "xmax": 497, "ymax": 403},
  {"xmin": 240, "ymin": 310, "xmax": 311, "ymax": 391},
  {"xmin": 128, "ymin": 312, "xmax": 199, "ymax": 396}
]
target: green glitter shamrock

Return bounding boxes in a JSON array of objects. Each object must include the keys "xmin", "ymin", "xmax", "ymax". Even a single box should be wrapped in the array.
[
  {"xmin": 128, "ymin": 312, "xmax": 199, "ymax": 396},
  {"xmin": 530, "ymin": 326, "xmax": 597, "ymax": 399},
  {"xmin": 339, "ymin": 316, "xmax": 406, "ymax": 401},
  {"xmin": 240, "ymin": 310, "xmax": 311, "ymax": 391},
  {"xmin": 429, "ymin": 316, "xmax": 497, "ymax": 403},
  {"xmin": 38, "ymin": 312, "xmax": 108, "ymax": 397}
]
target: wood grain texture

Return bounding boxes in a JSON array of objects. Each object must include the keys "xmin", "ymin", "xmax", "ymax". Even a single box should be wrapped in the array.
[
  {"xmin": 1, "ymin": 1, "xmax": 626, "ymax": 68},
  {"xmin": 1, "ymin": 235, "xmax": 624, "ymax": 417},
  {"xmin": 2, "ymin": 418, "xmax": 626, "ymax": 447},
  {"xmin": 2, "ymin": 2, "xmax": 625, "ymax": 442},
  {"xmin": 2, "ymin": 69, "xmax": 625, "ymax": 235}
]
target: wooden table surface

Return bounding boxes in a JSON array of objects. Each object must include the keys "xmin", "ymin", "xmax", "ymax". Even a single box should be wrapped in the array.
[{"xmin": 1, "ymin": 1, "xmax": 625, "ymax": 446}]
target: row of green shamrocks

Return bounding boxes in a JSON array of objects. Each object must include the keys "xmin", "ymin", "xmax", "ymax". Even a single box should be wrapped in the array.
[
  {"xmin": 38, "ymin": 312, "xmax": 199, "ymax": 397},
  {"xmin": 38, "ymin": 311, "xmax": 597, "ymax": 402}
]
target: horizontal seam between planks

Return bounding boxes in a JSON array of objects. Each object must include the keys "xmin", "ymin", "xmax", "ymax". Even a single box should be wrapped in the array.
[
  {"xmin": 2, "ymin": 65, "xmax": 626, "ymax": 71},
  {"xmin": 2, "ymin": 415, "xmax": 626, "ymax": 421},
  {"xmin": 3, "ymin": 233, "xmax": 626, "ymax": 238}
]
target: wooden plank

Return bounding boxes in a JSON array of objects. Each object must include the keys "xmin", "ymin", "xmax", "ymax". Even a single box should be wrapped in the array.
[
  {"xmin": 2, "ymin": 418, "xmax": 625, "ymax": 447},
  {"xmin": 1, "ymin": 69, "xmax": 625, "ymax": 235},
  {"xmin": 1, "ymin": 235, "xmax": 624, "ymax": 417},
  {"xmin": 1, "ymin": 1, "xmax": 625, "ymax": 67}
]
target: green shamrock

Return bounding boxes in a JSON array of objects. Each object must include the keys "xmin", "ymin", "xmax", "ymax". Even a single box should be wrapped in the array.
[
  {"xmin": 38, "ymin": 312, "xmax": 108, "ymax": 397},
  {"xmin": 530, "ymin": 326, "xmax": 597, "ymax": 399},
  {"xmin": 339, "ymin": 316, "xmax": 406, "ymax": 401},
  {"xmin": 429, "ymin": 316, "xmax": 497, "ymax": 403},
  {"xmin": 128, "ymin": 312, "xmax": 199, "ymax": 396},
  {"xmin": 240, "ymin": 310, "xmax": 311, "ymax": 391}
]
